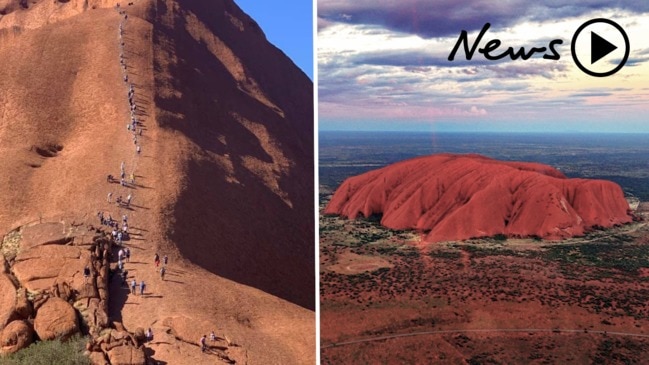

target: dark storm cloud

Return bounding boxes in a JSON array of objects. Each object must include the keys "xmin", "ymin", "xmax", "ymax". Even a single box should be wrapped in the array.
[{"xmin": 318, "ymin": 0, "xmax": 649, "ymax": 37}]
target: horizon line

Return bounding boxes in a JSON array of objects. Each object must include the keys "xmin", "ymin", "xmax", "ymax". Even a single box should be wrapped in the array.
[{"xmin": 319, "ymin": 129, "xmax": 649, "ymax": 134}]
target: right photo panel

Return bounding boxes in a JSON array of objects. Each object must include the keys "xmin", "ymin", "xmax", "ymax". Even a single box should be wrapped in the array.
[{"xmin": 318, "ymin": 1, "xmax": 649, "ymax": 363}]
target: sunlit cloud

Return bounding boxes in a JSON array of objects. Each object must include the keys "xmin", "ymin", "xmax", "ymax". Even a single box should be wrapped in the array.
[{"xmin": 318, "ymin": 1, "xmax": 649, "ymax": 132}]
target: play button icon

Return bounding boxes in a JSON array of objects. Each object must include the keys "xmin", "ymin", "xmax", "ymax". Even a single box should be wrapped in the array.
[
  {"xmin": 571, "ymin": 18, "xmax": 630, "ymax": 77},
  {"xmin": 590, "ymin": 31, "xmax": 617, "ymax": 64}
]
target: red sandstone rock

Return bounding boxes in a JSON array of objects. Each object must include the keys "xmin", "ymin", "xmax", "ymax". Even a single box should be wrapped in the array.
[
  {"xmin": 34, "ymin": 297, "xmax": 79, "ymax": 340},
  {"xmin": 14, "ymin": 288, "xmax": 32, "ymax": 320},
  {"xmin": 107, "ymin": 344, "xmax": 146, "ymax": 365},
  {"xmin": 325, "ymin": 154, "xmax": 633, "ymax": 242},
  {"xmin": 0, "ymin": 320, "xmax": 33, "ymax": 354},
  {"xmin": 12, "ymin": 256, "xmax": 83, "ymax": 292},
  {"xmin": 89, "ymin": 350, "xmax": 109, "ymax": 365},
  {"xmin": 0, "ymin": 274, "xmax": 16, "ymax": 330}
]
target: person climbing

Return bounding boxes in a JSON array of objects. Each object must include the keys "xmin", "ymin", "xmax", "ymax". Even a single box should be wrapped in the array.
[
  {"xmin": 117, "ymin": 259, "xmax": 124, "ymax": 272},
  {"xmin": 146, "ymin": 328, "xmax": 153, "ymax": 341},
  {"xmin": 120, "ymin": 178, "xmax": 126, "ymax": 186},
  {"xmin": 160, "ymin": 266, "xmax": 166, "ymax": 280},
  {"xmin": 163, "ymin": 255, "xmax": 168, "ymax": 266},
  {"xmin": 121, "ymin": 161, "xmax": 125, "ymax": 172},
  {"xmin": 130, "ymin": 279, "xmax": 136, "ymax": 295},
  {"xmin": 126, "ymin": 194, "xmax": 132, "ymax": 206},
  {"xmin": 125, "ymin": 247, "xmax": 130, "ymax": 262},
  {"xmin": 139, "ymin": 128, "xmax": 143, "ymax": 136},
  {"xmin": 118, "ymin": 248, "xmax": 124, "ymax": 261},
  {"xmin": 121, "ymin": 170, "xmax": 126, "ymax": 179},
  {"xmin": 123, "ymin": 214, "xmax": 128, "ymax": 223},
  {"xmin": 130, "ymin": 173, "xmax": 135, "ymax": 184},
  {"xmin": 107, "ymin": 192, "xmax": 113, "ymax": 203},
  {"xmin": 154, "ymin": 253, "xmax": 160, "ymax": 267},
  {"xmin": 83, "ymin": 266, "xmax": 91, "ymax": 283},
  {"xmin": 139, "ymin": 280, "xmax": 145, "ymax": 295},
  {"xmin": 210, "ymin": 331, "xmax": 216, "ymax": 342},
  {"xmin": 200, "ymin": 335, "xmax": 207, "ymax": 352},
  {"xmin": 136, "ymin": 145, "xmax": 141, "ymax": 154},
  {"xmin": 121, "ymin": 270, "xmax": 128, "ymax": 286}
]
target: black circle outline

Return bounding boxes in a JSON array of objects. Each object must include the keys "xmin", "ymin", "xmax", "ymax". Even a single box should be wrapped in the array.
[{"xmin": 571, "ymin": 18, "xmax": 630, "ymax": 77}]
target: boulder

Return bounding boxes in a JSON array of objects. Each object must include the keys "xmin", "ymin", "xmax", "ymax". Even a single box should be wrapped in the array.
[
  {"xmin": 0, "ymin": 274, "xmax": 16, "ymax": 329},
  {"xmin": 326, "ymin": 154, "xmax": 634, "ymax": 242},
  {"xmin": 107, "ymin": 344, "xmax": 146, "ymax": 365},
  {"xmin": 12, "ymin": 257, "xmax": 84, "ymax": 292},
  {"xmin": 89, "ymin": 350, "xmax": 108, "ymax": 365},
  {"xmin": 14, "ymin": 287, "xmax": 32, "ymax": 319},
  {"xmin": 19, "ymin": 222, "xmax": 69, "ymax": 250},
  {"xmin": 0, "ymin": 320, "xmax": 33, "ymax": 354},
  {"xmin": 51, "ymin": 281, "xmax": 73, "ymax": 301},
  {"xmin": 14, "ymin": 245, "xmax": 80, "ymax": 262},
  {"xmin": 77, "ymin": 281, "xmax": 99, "ymax": 300},
  {"xmin": 0, "ymin": 255, "xmax": 7, "ymax": 274},
  {"xmin": 33, "ymin": 297, "xmax": 79, "ymax": 340}
]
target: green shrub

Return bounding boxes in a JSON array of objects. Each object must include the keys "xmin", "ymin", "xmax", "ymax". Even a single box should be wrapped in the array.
[
  {"xmin": 0, "ymin": 335, "xmax": 90, "ymax": 365},
  {"xmin": 492, "ymin": 233, "xmax": 508, "ymax": 241}
]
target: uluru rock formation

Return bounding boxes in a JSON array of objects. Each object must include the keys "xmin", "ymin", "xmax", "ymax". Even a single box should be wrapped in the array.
[
  {"xmin": 325, "ymin": 154, "xmax": 633, "ymax": 242},
  {"xmin": 0, "ymin": 0, "xmax": 313, "ymax": 363}
]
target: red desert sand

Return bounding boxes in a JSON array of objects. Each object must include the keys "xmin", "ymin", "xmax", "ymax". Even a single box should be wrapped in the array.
[{"xmin": 325, "ymin": 153, "xmax": 633, "ymax": 242}]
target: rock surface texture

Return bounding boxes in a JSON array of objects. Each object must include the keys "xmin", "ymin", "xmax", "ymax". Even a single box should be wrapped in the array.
[
  {"xmin": 33, "ymin": 297, "xmax": 79, "ymax": 341},
  {"xmin": 0, "ymin": 320, "xmax": 34, "ymax": 355},
  {"xmin": 325, "ymin": 154, "xmax": 634, "ymax": 242},
  {"xmin": 0, "ymin": 0, "xmax": 314, "ymax": 362}
]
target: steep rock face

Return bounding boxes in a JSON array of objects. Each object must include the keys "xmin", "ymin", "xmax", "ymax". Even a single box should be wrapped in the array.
[
  {"xmin": 0, "ymin": 0, "xmax": 313, "ymax": 362},
  {"xmin": 147, "ymin": 0, "xmax": 314, "ymax": 309},
  {"xmin": 325, "ymin": 154, "xmax": 633, "ymax": 242}
]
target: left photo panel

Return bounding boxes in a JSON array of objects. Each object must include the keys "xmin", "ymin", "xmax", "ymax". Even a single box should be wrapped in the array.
[{"xmin": 0, "ymin": 0, "xmax": 314, "ymax": 363}]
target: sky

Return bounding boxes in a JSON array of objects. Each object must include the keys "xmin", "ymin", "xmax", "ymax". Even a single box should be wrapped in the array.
[
  {"xmin": 234, "ymin": 0, "xmax": 313, "ymax": 80},
  {"xmin": 318, "ymin": 1, "xmax": 649, "ymax": 133}
]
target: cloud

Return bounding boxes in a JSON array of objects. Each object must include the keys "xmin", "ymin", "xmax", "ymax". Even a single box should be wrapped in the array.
[
  {"xmin": 318, "ymin": 0, "xmax": 649, "ymax": 38},
  {"xmin": 318, "ymin": 17, "xmax": 335, "ymax": 31},
  {"xmin": 317, "ymin": 1, "xmax": 649, "ymax": 131},
  {"xmin": 626, "ymin": 48, "xmax": 649, "ymax": 67}
]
